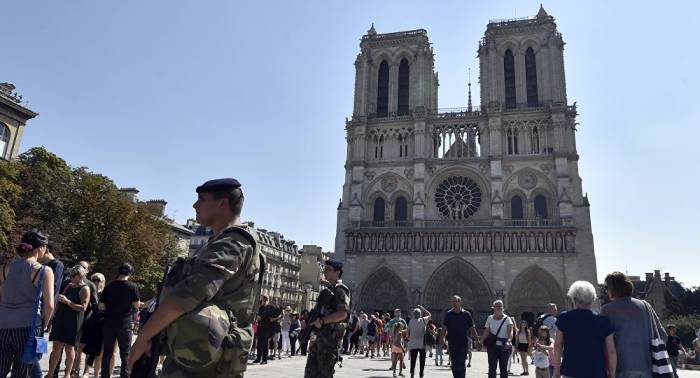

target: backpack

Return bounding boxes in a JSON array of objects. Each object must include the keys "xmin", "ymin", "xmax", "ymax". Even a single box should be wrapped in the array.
[
  {"xmin": 367, "ymin": 321, "xmax": 377, "ymax": 336},
  {"xmin": 166, "ymin": 225, "xmax": 266, "ymax": 377},
  {"xmin": 533, "ymin": 314, "xmax": 552, "ymax": 333}
]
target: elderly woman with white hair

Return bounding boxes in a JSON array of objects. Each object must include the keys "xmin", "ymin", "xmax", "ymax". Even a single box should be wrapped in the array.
[
  {"xmin": 553, "ymin": 281, "xmax": 617, "ymax": 378},
  {"xmin": 406, "ymin": 305, "xmax": 431, "ymax": 378}
]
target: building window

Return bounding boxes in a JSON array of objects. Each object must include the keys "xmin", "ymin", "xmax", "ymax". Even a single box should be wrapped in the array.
[
  {"xmin": 504, "ymin": 49, "xmax": 516, "ymax": 109},
  {"xmin": 435, "ymin": 176, "xmax": 482, "ymax": 220},
  {"xmin": 510, "ymin": 196, "xmax": 524, "ymax": 219},
  {"xmin": 394, "ymin": 196, "xmax": 408, "ymax": 222},
  {"xmin": 507, "ymin": 128, "xmax": 519, "ymax": 155},
  {"xmin": 525, "ymin": 47, "xmax": 538, "ymax": 107},
  {"xmin": 377, "ymin": 60, "xmax": 389, "ymax": 117},
  {"xmin": 0, "ymin": 123, "xmax": 9, "ymax": 159},
  {"xmin": 534, "ymin": 195, "xmax": 548, "ymax": 219},
  {"xmin": 373, "ymin": 197, "xmax": 385, "ymax": 223},
  {"xmin": 397, "ymin": 58, "xmax": 410, "ymax": 116}
]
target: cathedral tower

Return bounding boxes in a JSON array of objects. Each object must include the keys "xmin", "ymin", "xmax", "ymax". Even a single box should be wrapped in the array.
[{"xmin": 335, "ymin": 7, "xmax": 597, "ymax": 324}]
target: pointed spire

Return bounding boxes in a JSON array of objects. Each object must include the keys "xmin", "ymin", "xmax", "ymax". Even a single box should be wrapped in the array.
[
  {"xmin": 536, "ymin": 4, "xmax": 549, "ymax": 18},
  {"xmin": 467, "ymin": 68, "xmax": 473, "ymax": 112},
  {"xmin": 367, "ymin": 23, "xmax": 377, "ymax": 36}
]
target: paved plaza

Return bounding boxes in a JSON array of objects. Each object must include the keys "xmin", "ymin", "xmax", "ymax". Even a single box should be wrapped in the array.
[
  {"xmin": 245, "ymin": 351, "xmax": 700, "ymax": 378},
  {"xmin": 34, "ymin": 343, "xmax": 700, "ymax": 377}
]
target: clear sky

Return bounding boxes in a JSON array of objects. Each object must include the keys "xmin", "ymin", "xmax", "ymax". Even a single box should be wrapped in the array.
[{"xmin": 2, "ymin": 1, "xmax": 699, "ymax": 287}]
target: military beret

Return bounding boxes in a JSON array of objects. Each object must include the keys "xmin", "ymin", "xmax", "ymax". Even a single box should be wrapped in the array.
[
  {"xmin": 196, "ymin": 178, "xmax": 242, "ymax": 193},
  {"xmin": 325, "ymin": 259, "xmax": 343, "ymax": 270}
]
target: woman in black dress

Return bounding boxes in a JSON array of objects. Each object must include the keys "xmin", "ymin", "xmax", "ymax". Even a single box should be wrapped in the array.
[{"xmin": 47, "ymin": 266, "xmax": 90, "ymax": 378}]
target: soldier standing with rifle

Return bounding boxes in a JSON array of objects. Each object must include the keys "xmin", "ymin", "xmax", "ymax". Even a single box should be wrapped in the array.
[
  {"xmin": 303, "ymin": 259, "xmax": 351, "ymax": 378},
  {"xmin": 127, "ymin": 178, "xmax": 265, "ymax": 378}
]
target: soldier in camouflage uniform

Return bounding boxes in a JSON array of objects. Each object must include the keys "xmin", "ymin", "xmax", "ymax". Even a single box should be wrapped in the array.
[
  {"xmin": 127, "ymin": 178, "xmax": 264, "ymax": 378},
  {"xmin": 304, "ymin": 259, "xmax": 351, "ymax": 378}
]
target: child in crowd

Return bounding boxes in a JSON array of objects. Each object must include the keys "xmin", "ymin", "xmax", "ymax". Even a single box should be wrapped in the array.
[
  {"xmin": 435, "ymin": 327, "xmax": 445, "ymax": 366},
  {"xmin": 532, "ymin": 326, "xmax": 555, "ymax": 378},
  {"xmin": 391, "ymin": 322, "xmax": 407, "ymax": 377}
]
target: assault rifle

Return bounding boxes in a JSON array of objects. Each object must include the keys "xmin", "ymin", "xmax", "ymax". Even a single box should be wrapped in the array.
[
  {"xmin": 298, "ymin": 287, "xmax": 335, "ymax": 345},
  {"xmin": 130, "ymin": 265, "xmax": 171, "ymax": 378}
]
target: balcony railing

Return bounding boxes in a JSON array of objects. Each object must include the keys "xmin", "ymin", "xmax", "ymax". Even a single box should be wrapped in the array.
[
  {"xmin": 351, "ymin": 218, "xmax": 570, "ymax": 229},
  {"xmin": 345, "ymin": 226, "xmax": 577, "ymax": 254}
]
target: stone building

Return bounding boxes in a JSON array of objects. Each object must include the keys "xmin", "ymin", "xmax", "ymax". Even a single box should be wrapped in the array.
[
  {"xmin": 0, "ymin": 83, "xmax": 37, "ymax": 160},
  {"xmin": 185, "ymin": 220, "xmax": 305, "ymax": 309},
  {"xmin": 299, "ymin": 245, "xmax": 332, "ymax": 311},
  {"xmin": 118, "ymin": 188, "xmax": 193, "ymax": 256},
  {"xmin": 629, "ymin": 270, "xmax": 684, "ymax": 319},
  {"xmin": 334, "ymin": 6, "xmax": 597, "ymax": 324}
]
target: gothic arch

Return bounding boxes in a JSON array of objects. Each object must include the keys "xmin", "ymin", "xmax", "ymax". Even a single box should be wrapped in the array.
[
  {"xmin": 497, "ymin": 40, "xmax": 519, "ymax": 57},
  {"xmin": 503, "ymin": 168, "xmax": 556, "ymax": 199},
  {"xmin": 357, "ymin": 266, "xmax": 410, "ymax": 313},
  {"xmin": 505, "ymin": 189, "xmax": 527, "ymax": 219},
  {"xmin": 519, "ymin": 38, "xmax": 543, "ymax": 54},
  {"xmin": 392, "ymin": 48, "xmax": 417, "ymax": 64},
  {"xmin": 530, "ymin": 188, "xmax": 555, "ymax": 219},
  {"xmin": 423, "ymin": 257, "xmax": 493, "ymax": 325},
  {"xmin": 507, "ymin": 265, "xmax": 565, "ymax": 319},
  {"xmin": 363, "ymin": 172, "xmax": 413, "ymax": 203}
]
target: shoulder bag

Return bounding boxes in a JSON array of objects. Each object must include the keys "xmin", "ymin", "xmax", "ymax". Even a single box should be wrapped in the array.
[
  {"xmin": 644, "ymin": 301, "xmax": 673, "ymax": 377},
  {"xmin": 22, "ymin": 266, "xmax": 49, "ymax": 364},
  {"xmin": 483, "ymin": 316, "xmax": 507, "ymax": 349}
]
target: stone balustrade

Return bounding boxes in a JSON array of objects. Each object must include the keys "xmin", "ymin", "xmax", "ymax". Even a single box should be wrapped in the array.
[{"xmin": 345, "ymin": 227, "xmax": 576, "ymax": 254}]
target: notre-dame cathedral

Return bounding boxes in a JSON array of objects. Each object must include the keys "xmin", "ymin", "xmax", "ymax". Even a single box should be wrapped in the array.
[{"xmin": 334, "ymin": 6, "xmax": 598, "ymax": 324}]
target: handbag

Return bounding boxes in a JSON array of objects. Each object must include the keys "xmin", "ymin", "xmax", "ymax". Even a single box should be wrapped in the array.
[
  {"xmin": 533, "ymin": 350, "xmax": 550, "ymax": 368},
  {"xmin": 644, "ymin": 301, "xmax": 673, "ymax": 377},
  {"xmin": 21, "ymin": 266, "xmax": 49, "ymax": 364},
  {"xmin": 484, "ymin": 316, "xmax": 508, "ymax": 349}
]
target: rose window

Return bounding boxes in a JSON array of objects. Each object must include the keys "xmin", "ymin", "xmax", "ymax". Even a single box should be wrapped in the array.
[{"xmin": 434, "ymin": 176, "xmax": 482, "ymax": 220}]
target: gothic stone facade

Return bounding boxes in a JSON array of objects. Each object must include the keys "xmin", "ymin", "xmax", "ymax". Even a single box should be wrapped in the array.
[{"xmin": 334, "ymin": 7, "xmax": 597, "ymax": 325}]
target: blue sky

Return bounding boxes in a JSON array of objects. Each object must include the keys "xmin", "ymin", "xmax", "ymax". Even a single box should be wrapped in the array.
[{"xmin": 2, "ymin": 1, "xmax": 699, "ymax": 286}]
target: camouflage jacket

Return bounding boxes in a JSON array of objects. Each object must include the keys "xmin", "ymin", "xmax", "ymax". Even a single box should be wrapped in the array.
[{"xmin": 166, "ymin": 223, "xmax": 263, "ymax": 325}]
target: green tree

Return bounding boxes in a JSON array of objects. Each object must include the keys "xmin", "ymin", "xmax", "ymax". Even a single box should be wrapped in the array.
[
  {"xmin": 13, "ymin": 147, "xmax": 74, "ymax": 250},
  {"xmin": 0, "ymin": 159, "xmax": 22, "ymax": 252},
  {"xmin": 4, "ymin": 147, "xmax": 182, "ymax": 298}
]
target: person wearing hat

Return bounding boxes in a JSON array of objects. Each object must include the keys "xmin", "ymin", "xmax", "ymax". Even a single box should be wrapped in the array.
[
  {"xmin": 128, "ymin": 178, "xmax": 264, "ymax": 378},
  {"xmin": 0, "ymin": 230, "xmax": 56, "ymax": 377},
  {"xmin": 304, "ymin": 259, "xmax": 351, "ymax": 378}
]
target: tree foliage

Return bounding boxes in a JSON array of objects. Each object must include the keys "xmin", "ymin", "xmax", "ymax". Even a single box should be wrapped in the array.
[
  {"xmin": 1, "ymin": 147, "xmax": 183, "ymax": 298},
  {"xmin": 663, "ymin": 314, "xmax": 700, "ymax": 348}
]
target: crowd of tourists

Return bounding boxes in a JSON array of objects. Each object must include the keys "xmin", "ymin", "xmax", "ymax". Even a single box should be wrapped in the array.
[
  {"xmin": 251, "ymin": 294, "xmax": 306, "ymax": 364},
  {"xmin": 0, "ymin": 230, "xmax": 145, "ymax": 378},
  {"xmin": 319, "ymin": 272, "xmax": 699, "ymax": 378},
  {"xmin": 3, "ymin": 229, "xmax": 700, "ymax": 378}
]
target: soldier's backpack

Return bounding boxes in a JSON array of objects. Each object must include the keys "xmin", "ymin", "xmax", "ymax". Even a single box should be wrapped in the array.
[{"xmin": 166, "ymin": 225, "xmax": 266, "ymax": 377}]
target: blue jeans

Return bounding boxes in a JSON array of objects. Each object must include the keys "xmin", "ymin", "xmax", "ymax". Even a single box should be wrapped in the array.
[{"xmin": 435, "ymin": 345, "xmax": 443, "ymax": 365}]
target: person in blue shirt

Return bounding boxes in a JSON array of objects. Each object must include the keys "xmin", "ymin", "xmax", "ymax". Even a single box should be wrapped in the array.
[
  {"xmin": 444, "ymin": 295, "xmax": 481, "ymax": 378},
  {"xmin": 553, "ymin": 281, "xmax": 617, "ymax": 378}
]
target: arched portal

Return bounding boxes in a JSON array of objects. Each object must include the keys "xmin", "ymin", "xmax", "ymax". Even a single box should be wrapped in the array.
[
  {"xmin": 508, "ymin": 265, "xmax": 565, "ymax": 320},
  {"xmin": 357, "ymin": 266, "xmax": 410, "ymax": 314},
  {"xmin": 423, "ymin": 257, "xmax": 493, "ymax": 326}
]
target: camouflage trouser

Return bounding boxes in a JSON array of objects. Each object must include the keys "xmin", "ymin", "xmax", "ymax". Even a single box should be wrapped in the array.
[
  {"xmin": 159, "ymin": 357, "xmax": 244, "ymax": 378},
  {"xmin": 304, "ymin": 333, "xmax": 340, "ymax": 378}
]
